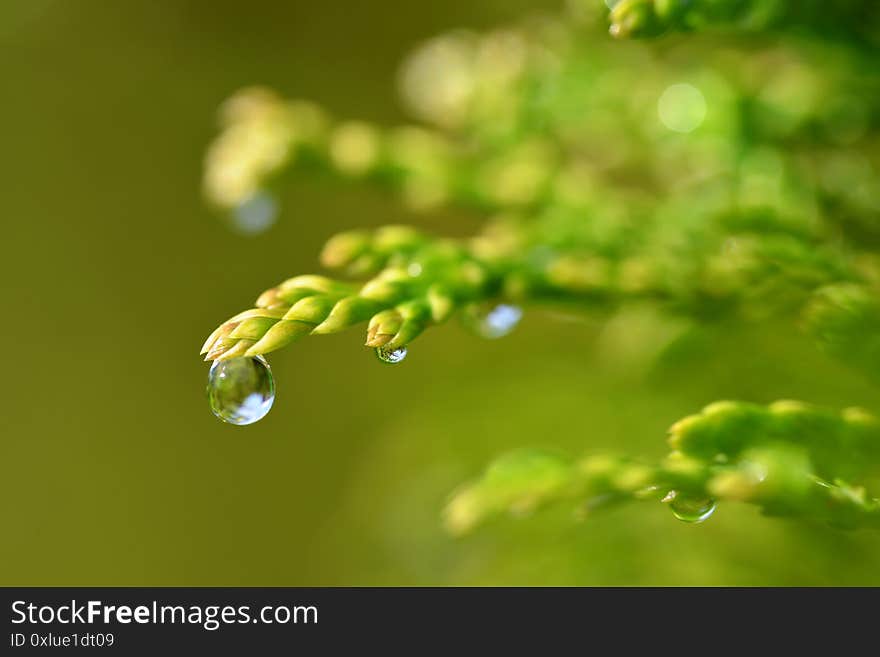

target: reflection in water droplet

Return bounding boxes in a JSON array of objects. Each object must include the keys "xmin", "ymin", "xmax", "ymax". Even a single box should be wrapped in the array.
[
  {"xmin": 207, "ymin": 356, "xmax": 275, "ymax": 425},
  {"xmin": 665, "ymin": 490, "xmax": 716, "ymax": 523},
  {"xmin": 462, "ymin": 303, "xmax": 523, "ymax": 339},
  {"xmin": 230, "ymin": 192, "xmax": 277, "ymax": 235},
  {"xmin": 376, "ymin": 345, "xmax": 408, "ymax": 364}
]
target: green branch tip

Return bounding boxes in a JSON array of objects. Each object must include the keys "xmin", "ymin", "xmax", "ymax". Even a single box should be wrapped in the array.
[{"xmin": 446, "ymin": 401, "xmax": 880, "ymax": 535}]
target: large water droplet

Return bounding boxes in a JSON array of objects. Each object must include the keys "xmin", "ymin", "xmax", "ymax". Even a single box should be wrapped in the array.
[
  {"xmin": 207, "ymin": 355, "xmax": 275, "ymax": 425},
  {"xmin": 376, "ymin": 345, "xmax": 407, "ymax": 364},
  {"xmin": 664, "ymin": 491, "xmax": 716, "ymax": 524},
  {"xmin": 462, "ymin": 303, "xmax": 523, "ymax": 339}
]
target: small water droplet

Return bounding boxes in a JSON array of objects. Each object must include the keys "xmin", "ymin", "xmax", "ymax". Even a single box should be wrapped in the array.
[
  {"xmin": 207, "ymin": 355, "xmax": 275, "ymax": 425},
  {"xmin": 229, "ymin": 192, "xmax": 277, "ymax": 235},
  {"xmin": 462, "ymin": 303, "xmax": 523, "ymax": 339},
  {"xmin": 665, "ymin": 491, "xmax": 716, "ymax": 523},
  {"xmin": 376, "ymin": 345, "xmax": 408, "ymax": 364}
]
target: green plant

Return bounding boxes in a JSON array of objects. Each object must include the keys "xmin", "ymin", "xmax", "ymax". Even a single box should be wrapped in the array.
[
  {"xmin": 446, "ymin": 401, "xmax": 880, "ymax": 533},
  {"xmin": 201, "ymin": 1, "xmax": 880, "ymax": 530}
]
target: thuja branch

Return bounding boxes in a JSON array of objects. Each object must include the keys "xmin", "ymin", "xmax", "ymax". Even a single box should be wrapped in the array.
[
  {"xmin": 201, "ymin": 228, "xmax": 490, "ymax": 360},
  {"xmin": 202, "ymin": 214, "xmax": 875, "ymax": 367},
  {"xmin": 201, "ymin": 0, "xmax": 880, "ymax": 438},
  {"xmin": 605, "ymin": 0, "xmax": 880, "ymax": 40},
  {"xmin": 202, "ymin": 88, "xmax": 559, "ymax": 216},
  {"xmin": 204, "ymin": 7, "xmax": 880, "ymax": 247},
  {"xmin": 445, "ymin": 401, "xmax": 880, "ymax": 535}
]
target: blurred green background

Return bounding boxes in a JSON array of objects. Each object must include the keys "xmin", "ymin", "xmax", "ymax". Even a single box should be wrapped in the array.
[{"xmin": 3, "ymin": 0, "xmax": 880, "ymax": 586}]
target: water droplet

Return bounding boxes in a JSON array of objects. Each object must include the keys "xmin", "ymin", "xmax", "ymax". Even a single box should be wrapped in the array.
[
  {"xmin": 207, "ymin": 356, "xmax": 275, "ymax": 425},
  {"xmin": 376, "ymin": 345, "xmax": 407, "ymax": 364},
  {"xmin": 462, "ymin": 303, "xmax": 523, "ymax": 339},
  {"xmin": 229, "ymin": 192, "xmax": 277, "ymax": 235},
  {"xmin": 664, "ymin": 491, "xmax": 716, "ymax": 523}
]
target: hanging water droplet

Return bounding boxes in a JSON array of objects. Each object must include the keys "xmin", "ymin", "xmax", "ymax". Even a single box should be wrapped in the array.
[
  {"xmin": 376, "ymin": 345, "xmax": 407, "ymax": 364},
  {"xmin": 664, "ymin": 490, "xmax": 716, "ymax": 524},
  {"xmin": 207, "ymin": 355, "xmax": 275, "ymax": 425},
  {"xmin": 462, "ymin": 303, "xmax": 523, "ymax": 339}
]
